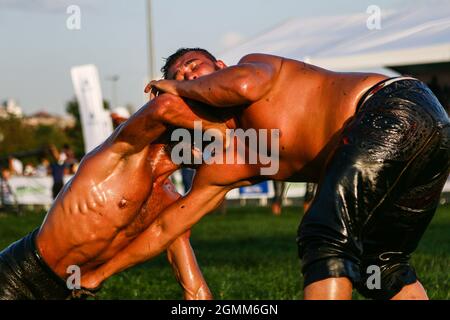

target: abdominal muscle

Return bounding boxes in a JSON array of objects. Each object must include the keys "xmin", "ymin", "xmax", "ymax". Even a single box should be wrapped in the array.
[{"xmin": 35, "ymin": 167, "xmax": 175, "ymax": 279}]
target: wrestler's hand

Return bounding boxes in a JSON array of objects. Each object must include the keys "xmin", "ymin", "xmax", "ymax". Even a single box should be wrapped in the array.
[
  {"xmin": 147, "ymin": 85, "xmax": 159, "ymax": 101},
  {"xmin": 80, "ymin": 271, "xmax": 103, "ymax": 291},
  {"xmin": 184, "ymin": 283, "xmax": 214, "ymax": 300},
  {"xmin": 145, "ymin": 80, "xmax": 179, "ymax": 97}
]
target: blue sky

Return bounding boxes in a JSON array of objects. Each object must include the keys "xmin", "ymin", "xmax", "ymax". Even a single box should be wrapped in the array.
[{"xmin": 0, "ymin": 0, "xmax": 429, "ymax": 115}]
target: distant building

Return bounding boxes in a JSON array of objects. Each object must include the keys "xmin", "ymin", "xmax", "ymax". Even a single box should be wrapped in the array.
[
  {"xmin": 23, "ymin": 111, "xmax": 75, "ymax": 129},
  {"xmin": 0, "ymin": 99, "xmax": 75, "ymax": 128},
  {"xmin": 0, "ymin": 99, "xmax": 23, "ymax": 118}
]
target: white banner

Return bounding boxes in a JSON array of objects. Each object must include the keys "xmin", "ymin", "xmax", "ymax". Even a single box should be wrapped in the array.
[
  {"xmin": 8, "ymin": 176, "xmax": 73, "ymax": 205},
  {"xmin": 8, "ymin": 175, "xmax": 450, "ymax": 205},
  {"xmin": 170, "ymin": 171, "xmax": 303, "ymax": 199},
  {"xmin": 9, "ymin": 176, "xmax": 52, "ymax": 205},
  {"xmin": 71, "ymin": 64, "xmax": 113, "ymax": 154}
]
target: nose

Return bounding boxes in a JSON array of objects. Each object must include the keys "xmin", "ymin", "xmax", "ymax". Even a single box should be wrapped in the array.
[{"xmin": 185, "ymin": 72, "xmax": 198, "ymax": 81}]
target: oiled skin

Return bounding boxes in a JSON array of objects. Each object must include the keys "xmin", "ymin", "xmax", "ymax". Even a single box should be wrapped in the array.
[
  {"xmin": 146, "ymin": 52, "xmax": 388, "ymax": 181},
  {"xmin": 87, "ymin": 53, "xmax": 429, "ymax": 299},
  {"xmin": 34, "ymin": 93, "xmax": 227, "ymax": 299},
  {"xmin": 152, "ymin": 53, "xmax": 428, "ymax": 299},
  {"xmin": 37, "ymin": 144, "xmax": 176, "ymax": 277},
  {"xmin": 78, "ymin": 53, "xmax": 389, "ymax": 294}
]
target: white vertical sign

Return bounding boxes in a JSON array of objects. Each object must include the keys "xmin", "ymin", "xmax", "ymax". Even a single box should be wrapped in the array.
[{"xmin": 70, "ymin": 65, "xmax": 113, "ymax": 154}]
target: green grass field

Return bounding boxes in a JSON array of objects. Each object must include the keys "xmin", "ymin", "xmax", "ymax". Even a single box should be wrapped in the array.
[{"xmin": 0, "ymin": 205, "xmax": 449, "ymax": 299}]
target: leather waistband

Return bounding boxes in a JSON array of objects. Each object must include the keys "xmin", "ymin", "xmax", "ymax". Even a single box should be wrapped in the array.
[{"xmin": 356, "ymin": 76, "xmax": 418, "ymax": 113}]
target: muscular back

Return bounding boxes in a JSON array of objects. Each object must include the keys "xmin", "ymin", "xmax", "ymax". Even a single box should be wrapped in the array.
[
  {"xmin": 235, "ymin": 54, "xmax": 388, "ymax": 181},
  {"xmin": 160, "ymin": 52, "xmax": 388, "ymax": 183}
]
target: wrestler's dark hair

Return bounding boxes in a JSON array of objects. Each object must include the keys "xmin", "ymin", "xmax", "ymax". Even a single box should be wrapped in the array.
[{"xmin": 161, "ymin": 48, "xmax": 217, "ymax": 79}]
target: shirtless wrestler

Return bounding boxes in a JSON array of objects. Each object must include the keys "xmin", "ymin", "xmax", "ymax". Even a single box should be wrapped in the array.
[
  {"xmin": 80, "ymin": 48, "xmax": 450, "ymax": 300},
  {"xmin": 0, "ymin": 92, "xmax": 226, "ymax": 300}
]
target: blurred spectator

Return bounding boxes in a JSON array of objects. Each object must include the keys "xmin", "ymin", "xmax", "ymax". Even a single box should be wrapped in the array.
[
  {"xmin": 8, "ymin": 156, "xmax": 23, "ymax": 176},
  {"xmin": 271, "ymin": 181, "xmax": 286, "ymax": 215},
  {"xmin": 62, "ymin": 144, "xmax": 78, "ymax": 174},
  {"xmin": 23, "ymin": 163, "xmax": 36, "ymax": 176},
  {"xmin": 71, "ymin": 162, "xmax": 80, "ymax": 174},
  {"xmin": 58, "ymin": 149, "xmax": 68, "ymax": 164},
  {"xmin": 62, "ymin": 144, "xmax": 75, "ymax": 162},
  {"xmin": 35, "ymin": 158, "xmax": 50, "ymax": 177},
  {"xmin": 111, "ymin": 107, "xmax": 130, "ymax": 128},
  {"xmin": 0, "ymin": 168, "xmax": 17, "ymax": 213},
  {"xmin": 48, "ymin": 145, "xmax": 66, "ymax": 199}
]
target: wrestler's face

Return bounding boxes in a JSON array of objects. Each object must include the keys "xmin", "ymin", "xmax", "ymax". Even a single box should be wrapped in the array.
[{"xmin": 167, "ymin": 51, "xmax": 226, "ymax": 81}]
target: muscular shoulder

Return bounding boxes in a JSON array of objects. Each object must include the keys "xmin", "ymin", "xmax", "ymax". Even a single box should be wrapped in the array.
[
  {"xmin": 238, "ymin": 53, "xmax": 283, "ymax": 71},
  {"xmin": 234, "ymin": 54, "xmax": 283, "ymax": 101},
  {"xmin": 108, "ymin": 97, "xmax": 172, "ymax": 156}
]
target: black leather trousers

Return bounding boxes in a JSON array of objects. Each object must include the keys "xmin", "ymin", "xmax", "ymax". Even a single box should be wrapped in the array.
[{"xmin": 297, "ymin": 78, "xmax": 450, "ymax": 299}]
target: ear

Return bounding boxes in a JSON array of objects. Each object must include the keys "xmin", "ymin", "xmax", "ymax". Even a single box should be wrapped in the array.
[{"xmin": 215, "ymin": 60, "xmax": 227, "ymax": 69}]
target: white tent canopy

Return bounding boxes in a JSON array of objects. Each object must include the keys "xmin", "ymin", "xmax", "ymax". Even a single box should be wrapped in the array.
[{"xmin": 220, "ymin": 1, "xmax": 450, "ymax": 73}]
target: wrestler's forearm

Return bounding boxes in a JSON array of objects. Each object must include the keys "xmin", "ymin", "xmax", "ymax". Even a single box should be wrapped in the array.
[
  {"xmin": 87, "ymin": 223, "xmax": 173, "ymax": 285},
  {"xmin": 114, "ymin": 93, "xmax": 225, "ymax": 155},
  {"xmin": 159, "ymin": 98, "xmax": 226, "ymax": 134},
  {"xmin": 85, "ymin": 185, "xmax": 227, "ymax": 287},
  {"xmin": 167, "ymin": 232, "xmax": 213, "ymax": 300},
  {"xmin": 175, "ymin": 64, "xmax": 273, "ymax": 107}
]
